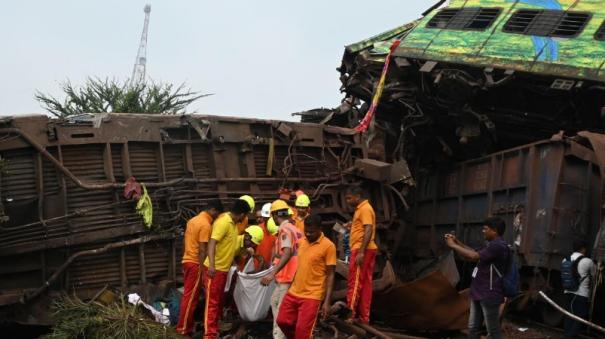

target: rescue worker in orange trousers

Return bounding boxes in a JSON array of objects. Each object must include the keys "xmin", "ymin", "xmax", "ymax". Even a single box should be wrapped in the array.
[
  {"xmin": 294, "ymin": 194, "xmax": 310, "ymax": 233},
  {"xmin": 344, "ymin": 185, "xmax": 377, "ymax": 324},
  {"xmin": 276, "ymin": 214, "xmax": 336, "ymax": 339},
  {"xmin": 176, "ymin": 199, "xmax": 223, "ymax": 336},
  {"xmin": 202, "ymin": 199, "xmax": 251, "ymax": 339},
  {"xmin": 260, "ymin": 199, "xmax": 302, "ymax": 339}
]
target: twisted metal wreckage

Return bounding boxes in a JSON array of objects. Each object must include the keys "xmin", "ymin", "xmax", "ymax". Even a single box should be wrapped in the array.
[{"xmin": 2, "ymin": 0, "xmax": 605, "ymax": 335}]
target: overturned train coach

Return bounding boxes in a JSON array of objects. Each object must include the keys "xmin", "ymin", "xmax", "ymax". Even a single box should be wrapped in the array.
[
  {"xmin": 0, "ymin": 113, "xmax": 604, "ymax": 329},
  {"xmin": 0, "ymin": 113, "xmax": 400, "ymax": 325}
]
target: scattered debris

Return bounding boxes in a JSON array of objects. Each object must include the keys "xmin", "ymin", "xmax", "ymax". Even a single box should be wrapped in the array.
[{"xmin": 43, "ymin": 294, "xmax": 180, "ymax": 339}]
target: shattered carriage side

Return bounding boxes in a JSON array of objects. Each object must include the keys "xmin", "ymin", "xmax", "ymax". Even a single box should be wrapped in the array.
[{"xmin": 0, "ymin": 113, "xmax": 401, "ymax": 325}]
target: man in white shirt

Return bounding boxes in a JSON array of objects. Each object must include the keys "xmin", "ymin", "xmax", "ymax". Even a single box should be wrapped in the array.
[{"xmin": 563, "ymin": 240, "xmax": 596, "ymax": 338}]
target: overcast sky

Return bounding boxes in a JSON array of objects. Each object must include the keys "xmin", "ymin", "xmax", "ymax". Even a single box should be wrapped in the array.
[{"xmin": 0, "ymin": 1, "xmax": 435, "ymax": 120}]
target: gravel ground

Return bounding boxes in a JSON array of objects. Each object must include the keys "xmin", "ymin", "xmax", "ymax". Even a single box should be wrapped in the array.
[{"xmin": 501, "ymin": 321, "xmax": 566, "ymax": 339}]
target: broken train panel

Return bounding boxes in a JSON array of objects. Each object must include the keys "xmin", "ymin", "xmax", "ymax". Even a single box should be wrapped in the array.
[{"xmin": 332, "ymin": 0, "xmax": 605, "ymax": 165}]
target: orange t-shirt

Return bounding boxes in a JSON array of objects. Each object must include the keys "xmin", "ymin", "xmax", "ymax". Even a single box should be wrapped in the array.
[
  {"xmin": 182, "ymin": 211, "xmax": 213, "ymax": 264},
  {"xmin": 294, "ymin": 216, "xmax": 306, "ymax": 233},
  {"xmin": 349, "ymin": 200, "xmax": 377, "ymax": 250},
  {"xmin": 288, "ymin": 233, "xmax": 337, "ymax": 300},
  {"xmin": 254, "ymin": 221, "xmax": 276, "ymax": 270},
  {"xmin": 273, "ymin": 221, "xmax": 302, "ymax": 284}
]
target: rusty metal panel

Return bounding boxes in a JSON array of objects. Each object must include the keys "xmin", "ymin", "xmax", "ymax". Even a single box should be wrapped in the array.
[
  {"xmin": 410, "ymin": 138, "xmax": 602, "ymax": 270},
  {"xmin": 354, "ymin": 158, "xmax": 392, "ymax": 182}
]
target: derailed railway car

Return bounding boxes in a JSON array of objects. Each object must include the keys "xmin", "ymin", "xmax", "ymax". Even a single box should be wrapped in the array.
[
  {"xmin": 314, "ymin": 0, "xmax": 605, "ymax": 329},
  {"xmin": 406, "ymin": 135, "xmax": 605, "ymax": 325},
  {"xmin": 0, "ymin": 113, "xmax": 398, "ymax": 325}
]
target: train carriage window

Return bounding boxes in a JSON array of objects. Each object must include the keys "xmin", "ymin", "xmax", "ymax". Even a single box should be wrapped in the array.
[
  {"xmin": 503, "ymin": 9, "xmax": 591, "ymax": 38},
  {"xmin": 596, "ymin": 20, "xmax": 605, "ymax": 41},
  {"xmin": 427, "ymin": 7, "xmax": 502, "ymax": 31}
]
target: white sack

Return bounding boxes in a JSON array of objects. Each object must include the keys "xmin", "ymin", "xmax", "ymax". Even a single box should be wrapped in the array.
[{"xmin": 233, "ymin": 259, "xmax": 276, "ymax": 322}]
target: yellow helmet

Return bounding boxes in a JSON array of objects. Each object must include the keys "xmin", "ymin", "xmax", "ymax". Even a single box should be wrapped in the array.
[
  {"xmin": 239, "ymin": 195, "xmax": 255, "ymax": 211},
  {"xmin": 266, "ymin": 218, "xmax": 278, "ymax": 235},
  {"xmin": 270, "ymin": 199, "xmax": 289, "ymax": 213},
  {"xmin": 295, "ymin": 194, "xmax": 310, "ymax": 208},
  {"xmin": 288, "ymin": 208, "xmax": 294, "ymax": 216},
  {"xmin": 245, "ymin": 225, "xmax": 264, "ymax": 245}
]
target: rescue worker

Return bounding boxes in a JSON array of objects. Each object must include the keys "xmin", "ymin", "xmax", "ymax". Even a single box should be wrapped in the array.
[
  {"xmin": 344, "ymin": 185, "xmax": 377, "ymax": 324},
  {"xmin": 445, "ymin": 217, "xmax": 508, "ymax": 339},
  {"xmin": 176, "ymin": 199, "xmax": 223, "ymax": 336},
  {"xmin": 260, "ymin": 200, "xmax": 302, "ymax": 339},
  {"xmin": 254, "ymin": 204, "xmax": 277, "ymax": 270},
  {"xmin": 203, "ymin": 199, "xmax": 250, "ymax": 339},
  {"xmin": 235, "ymin": 225, "xmax": 265, "ymax": 266},
  {"xmin": 294, "ymin": 194, "xmax": 311, "ymax": 233},
  {"xmin": 237, "ymin": 195, "xmax": 255, "ymax": 234},
  {"xmin": 276, "ymin": 214, "xmax": 336, "ymax": 339},
  {"xmin": 278, "ymin": 188, "xmax": 298, "ymax": 219}
]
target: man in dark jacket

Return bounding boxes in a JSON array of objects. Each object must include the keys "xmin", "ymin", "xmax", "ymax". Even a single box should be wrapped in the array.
[{"xmin": 445, "ymin": 217, "xmax": 508, "ymax": 339}]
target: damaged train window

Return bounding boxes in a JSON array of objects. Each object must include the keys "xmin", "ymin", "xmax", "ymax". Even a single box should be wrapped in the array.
[
  {"xmin": 596, "ymin": 20, "xmax": 605, "ymax": 41},
  {"xmin": 427, "ymin": 7, "xmax": 502, "ymax": 31},
  {"xmin": 503, "ymin": 9, "xmax": 591, "ymax": 38}
]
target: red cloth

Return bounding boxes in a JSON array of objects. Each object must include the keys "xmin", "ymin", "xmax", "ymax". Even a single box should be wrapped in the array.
[
  {"xmin": 123, "ymin": 176, "xmax": 142, "ymax": 200},
  {"xmin": 354, "ymin": 40, "xmax": 401, "ymax": 133},
  {"xmin": 176, "ymin": 262, "xmax": 203, "ymax": 335},
  {"xmin": 346, "ymin": 248, "xmax": 377, "ymax": 323},
  {"xmin": 203, "ymin": 268, "xmax": 229, "ymax": 339},
  {"xmin": 276, "ymin": 292, "xmax": 321, "ymax": 339}
]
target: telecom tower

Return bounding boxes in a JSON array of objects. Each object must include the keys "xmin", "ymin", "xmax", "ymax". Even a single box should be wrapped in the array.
[{"xmin": 130, "ymin": 4, "xmax": 151, "ymax": 86}]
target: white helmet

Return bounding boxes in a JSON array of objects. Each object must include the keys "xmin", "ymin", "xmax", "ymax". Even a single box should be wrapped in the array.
[{"xmin": 261, "ymin": 203, "xmax": 272, "ymax": 218}]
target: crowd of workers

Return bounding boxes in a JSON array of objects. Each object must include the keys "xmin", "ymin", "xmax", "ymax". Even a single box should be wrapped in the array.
[
  {"xmin": 174, "ymin": 185, "xmax": 597, "ymax": 339},
  {"xmin": 175, "ymin": 185, "xmax": 376, "ymax": 339}
]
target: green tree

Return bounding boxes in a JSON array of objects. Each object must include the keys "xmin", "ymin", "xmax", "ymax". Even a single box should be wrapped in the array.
[{"xmin": 35, "ymin": 77, "xmax": 210, "ymax": 118}]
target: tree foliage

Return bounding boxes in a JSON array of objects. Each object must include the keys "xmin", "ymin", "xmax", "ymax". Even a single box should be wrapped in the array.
[
  {"xmin": 35, "ymin": 78, "xmax": 210, "ymax": 118},
  {"xmin": 44, "ymin": 294, "xmax": 181, "ymax": 339}
]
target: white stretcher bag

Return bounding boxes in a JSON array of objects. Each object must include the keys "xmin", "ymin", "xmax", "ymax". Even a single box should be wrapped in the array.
[{"xmin": 233, "ymin": 258, "xmax": 276, "ymax": 322}]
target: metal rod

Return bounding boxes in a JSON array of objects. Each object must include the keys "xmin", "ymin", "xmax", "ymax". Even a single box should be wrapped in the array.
[
  {"xmin": 330, "ymin": 317, "xmax": 366, "ymax": 338},
  {"xmin": 354, "ymin": 321, "xmax": 393, "ymax": 339},
  {"xmin": 538, "ymin": 291, "xmax": 605, "ymax": 334},
  {"xmin": 23, "ymin": 233, "xmax": 173, "ymax": 302}
]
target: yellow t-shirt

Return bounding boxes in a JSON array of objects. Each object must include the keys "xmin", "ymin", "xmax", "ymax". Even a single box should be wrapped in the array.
[
  {"xmin": 349, "ymin": 200, "xmax": 377, "ymax": 250},
  {"xmin": 203, "ymin": 213, "xmax": 238, "ymax": 272},
  {"xmin": 219, "ymin": 212, "xmax": 248, "ymax": 235},
  {"xmin": 288, "ymin": 233, "xmax": 337, "ymax": 300},
  {"xmin": 182, "ymin": 211, "xmax": 213, "ymax": 264}
]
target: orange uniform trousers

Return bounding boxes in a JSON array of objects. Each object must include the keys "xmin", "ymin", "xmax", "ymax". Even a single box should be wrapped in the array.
[
  {"xmin": 176, "ymin": 262, "xmax": 203, "ymax": 335},
  {"xmin": 203, "ymin": 267, "xmax": 229, "ymax": 339},
  {"xmin": 276, "ymin": 292, "xmax": 321, "ymax": 339},
  {"xmin": 346, "ymin": 248, "xmax": 377, "ymax": 323}
]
